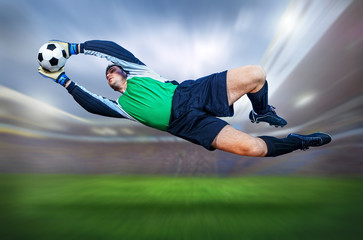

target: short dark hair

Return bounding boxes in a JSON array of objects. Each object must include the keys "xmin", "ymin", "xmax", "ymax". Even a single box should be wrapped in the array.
[{"xmin": 105, "ymin": 64, "xmax": 125, "ymax": 76}]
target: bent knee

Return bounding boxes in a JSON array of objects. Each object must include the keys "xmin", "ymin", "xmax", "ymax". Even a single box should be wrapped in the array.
[
  {"xmin": 237, "ymin": 144, "xmax": 266, "ymax": 157},
  {"xmin": 235, "ymin": 65, "xmax": 266, "ymax": 84},
  {"xmin": 234, "ymin": 137, "xmax": 267, "ymax": 157},
  {"xmin": 249, "ymin": 65, "xmax": 266, "ymax": 83}
]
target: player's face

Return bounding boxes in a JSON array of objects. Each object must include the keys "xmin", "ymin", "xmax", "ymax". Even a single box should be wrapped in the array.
[{"xmin": 106, "ymin": 66, "xmax": 126, "ymax": 91}]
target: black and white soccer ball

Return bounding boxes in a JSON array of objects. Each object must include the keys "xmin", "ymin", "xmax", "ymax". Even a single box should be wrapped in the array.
[{"xmin": 38, "ymin": 43, "xmax": 67, "ymax": 72}]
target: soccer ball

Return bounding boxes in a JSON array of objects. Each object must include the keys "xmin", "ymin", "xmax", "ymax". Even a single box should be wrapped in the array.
[{"xmin": 38, "ymin": 43, "xmax": 67, "ymax": 72}]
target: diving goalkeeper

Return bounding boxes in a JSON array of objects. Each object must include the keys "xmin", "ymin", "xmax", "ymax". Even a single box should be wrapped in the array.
[{"xmin": 38, "ymin": 40, "xmax": 331, "ymax": 157}]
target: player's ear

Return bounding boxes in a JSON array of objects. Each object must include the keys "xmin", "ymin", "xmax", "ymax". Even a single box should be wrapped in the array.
[{"xmin": 122, "ymin": 69, "xmax": 127, "ymax": 78}]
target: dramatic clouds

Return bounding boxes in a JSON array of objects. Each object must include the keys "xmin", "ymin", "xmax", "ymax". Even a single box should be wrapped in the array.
[{"xmin": 0, "ymin": 0, "xmax": 289, "ymax": 118}]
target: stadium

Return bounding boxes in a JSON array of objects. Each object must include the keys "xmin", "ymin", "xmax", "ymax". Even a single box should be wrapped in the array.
[{"xmin": 1, "ymin": 0, "xmax": 362, "ymax": 239}]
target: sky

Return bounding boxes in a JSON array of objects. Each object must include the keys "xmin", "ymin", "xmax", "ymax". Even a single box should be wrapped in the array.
[{"xmin": 0, "ymin": 0, "xmax": 290, "ymax": 118}]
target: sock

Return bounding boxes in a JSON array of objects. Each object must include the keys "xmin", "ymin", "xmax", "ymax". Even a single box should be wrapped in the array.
[
  {"xmin": 247, "ymin": 80, "xmax": 268, "ymax": 114},
  {"xmin": 259, "ymin": 135, "xmax": 301, "ymax": 157}
]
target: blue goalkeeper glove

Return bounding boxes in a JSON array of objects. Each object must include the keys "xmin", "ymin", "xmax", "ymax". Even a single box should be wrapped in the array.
[
  {"xmin": 38, "ymin": 66, "xmax": 70, "ymax": 87},
  {"xmin": 48, "ymin": 40, "xmax": 79, "ymax": 59}
]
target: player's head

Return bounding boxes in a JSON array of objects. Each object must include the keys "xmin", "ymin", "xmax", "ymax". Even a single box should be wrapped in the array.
[{"xmin": 105, "ymin": 64, "xmax": 127, "ymax": 91}]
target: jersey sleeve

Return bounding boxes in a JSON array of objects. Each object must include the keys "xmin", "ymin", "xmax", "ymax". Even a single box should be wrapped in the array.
[
  {"xmin": 79, "ymin": 40, "xmax": 169, "ymax": 82},
  {"xmin": 81, "ymin": 40, "xmax": 145, "ymax": 67},
  {"xmin": 66, "ymin": 81, "xmax": 135, "ymax": 120}
]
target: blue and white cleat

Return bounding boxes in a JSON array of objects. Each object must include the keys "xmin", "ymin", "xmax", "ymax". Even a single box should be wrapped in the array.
[
  {"xmin": 287, "ymin": 132, "xmax": 332, "ymax": 150},
  {"xmin": 249, "ymin": 105, "xmax": 287, "ymax": 127}
]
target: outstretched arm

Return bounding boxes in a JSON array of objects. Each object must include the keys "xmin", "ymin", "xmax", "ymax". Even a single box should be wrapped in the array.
[
  {"xmin": 46, "ymin": 39, "xmax": 170, "ymax": 82},
  {"xmin": 38, "ymin": 65, "xmax": 134, "ymax": 120},
  {"xmin": 65, "ymin": 81, "xmax": 134, "ymax": 119},
  {"xmin": 79, "ymin": 40, "xmax": 169, "ymax": 82},
  {"xmin": 80, "ymin": 40, "xmax": 145, "ymax": 67}
]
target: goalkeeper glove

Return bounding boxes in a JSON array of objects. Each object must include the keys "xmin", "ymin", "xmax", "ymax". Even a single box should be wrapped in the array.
[
  {"xmin": 38, "ymin": 66, "xmax": 70, "ymax": 87},
  {"xmin": 48, "ymin": 40, "xmax": 79, "ymax": 59}
]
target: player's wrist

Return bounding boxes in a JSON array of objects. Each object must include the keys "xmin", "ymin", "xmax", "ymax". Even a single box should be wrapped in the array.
[
  {"xmin": 64, "ymin": 80, "xmax": 71, "ymax": 88},
  {"xmin": 69, "ymin": 43, "xmax": 80, "ymax": 56},
  {"xmin": 65, "ymin": 81, "xmax": 77, "ymax": 93},
  {"xmin": 79, "ymin": 43, "xmax": 85, "ymax": 53},
  {"xmin": 56, "ymin": 73, "xmax": 70, "ymax": 86}
]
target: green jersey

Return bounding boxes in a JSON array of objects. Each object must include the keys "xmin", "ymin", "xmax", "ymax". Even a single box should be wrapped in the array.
[
  {"xmin": 118, "ymin": 77, "xmax": 177, "ymax": 131},
  {"xmin": 83, "ymin": 40, "xmax": 178, "ymax": 131}
]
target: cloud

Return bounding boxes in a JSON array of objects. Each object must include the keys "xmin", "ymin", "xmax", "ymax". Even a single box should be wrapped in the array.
[{"xmin": 1, "ymin": 0, "xmax": 289, "ymax": 118}]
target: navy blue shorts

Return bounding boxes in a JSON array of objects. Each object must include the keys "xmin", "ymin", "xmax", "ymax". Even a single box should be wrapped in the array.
[{"xmin": 167, "ymin": 71, "xmax": 234, "ymax": 150}]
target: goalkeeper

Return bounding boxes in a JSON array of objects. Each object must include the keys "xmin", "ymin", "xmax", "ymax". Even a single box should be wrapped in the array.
[{"xmin": 38, "ymin": 40, "xmax": 331, "ymax": 157}]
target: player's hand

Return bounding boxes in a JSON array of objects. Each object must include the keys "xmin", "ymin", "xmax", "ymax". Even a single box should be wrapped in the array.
[
  {"xmin": 48, "ymin": 40, "xmax": 79, "ymax": 59},
  {"xmin": 38, "ymin": 66, "xmax": 70, "ymax": 87}
]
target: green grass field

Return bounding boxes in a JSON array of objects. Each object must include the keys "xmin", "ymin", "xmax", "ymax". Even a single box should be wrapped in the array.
[{"xmin": 0, "ymin": 175, "xmax": 362, "ymax": 240}]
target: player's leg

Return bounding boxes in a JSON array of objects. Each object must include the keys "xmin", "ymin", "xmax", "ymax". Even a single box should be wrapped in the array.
[
  {"xmin": 226, "ymin": 66, "xmax": 287, "ymax": 127},
  {"xmin": 211, "ymin": 125, "xmax": 268, "ymax": 157},
  {"xmin": 211, "ymin": 125, "xmax": 332, "ymax": 157},
  {"xmin": 226, "ymin": 65, "xmax": 266, "ymax": 106}
]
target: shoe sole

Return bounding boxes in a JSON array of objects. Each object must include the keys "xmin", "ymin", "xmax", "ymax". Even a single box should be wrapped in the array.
[{"xmin": 250, "ymin": 119, "xmax": 285, "ymax": 128}]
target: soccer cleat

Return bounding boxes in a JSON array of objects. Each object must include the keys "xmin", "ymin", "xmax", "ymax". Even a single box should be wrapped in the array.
[
  {"xmin": 249, "ymin": 105, "xmax": 287, "ymax": 127},
  {"xmin": 287, "ymin": 132, "xmax": 332, "ymax": 150}
]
